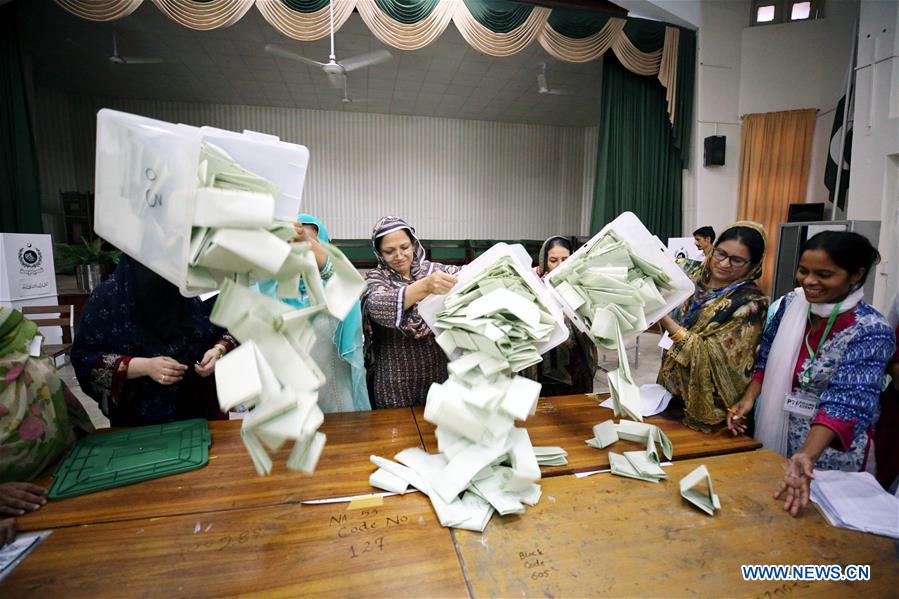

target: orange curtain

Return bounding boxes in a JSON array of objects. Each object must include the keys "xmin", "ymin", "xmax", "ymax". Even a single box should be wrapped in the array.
[{"xmin": 737, "ymin": 109, "xmax": 817, "ymax": 295}]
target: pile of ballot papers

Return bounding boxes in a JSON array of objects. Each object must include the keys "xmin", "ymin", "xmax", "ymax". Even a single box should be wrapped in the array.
[
  {"xmin": 548, "ymin": 231, "xmax": 674, "ymax": 349},
  {"xmin": 369, "ymin": 247, "xmax": 569, "ymax": 530},
  {"xmin": 194, "ymin": 142, "xmax": 365, "ymax": 475},
  {"xmin": 810, "ymin": 470, "xmax": 899, "ymax": 538},
  {"xmin": 586, "ymin": 420, "xmax": 673, "ymax": 483}
]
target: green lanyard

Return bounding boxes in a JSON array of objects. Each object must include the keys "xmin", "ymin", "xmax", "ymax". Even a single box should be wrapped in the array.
[{"xmin": 798, "ymin": 301, "xmax": 842, "ymax": 387}]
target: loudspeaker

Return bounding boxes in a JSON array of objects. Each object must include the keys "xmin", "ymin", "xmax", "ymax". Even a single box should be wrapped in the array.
[
  {"xmin": 787, "ymin": 203, "xmax": 825, "ymax": 222},
  {"xmin": 703, "ymin": 136, "xmax": 726, "ymax": 166}
]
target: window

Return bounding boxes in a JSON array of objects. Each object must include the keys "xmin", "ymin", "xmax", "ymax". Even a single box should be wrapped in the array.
[
  {"xmin": 791, "ymin": 1, "xmax": 812, "ymax": 20},
  {"xmin": 752, "ymin": 0, "xmax": 823, "ymax": 26},
  {"xmin": 757, "ymin": 4, "xmax": 776, "ymax": 23}
]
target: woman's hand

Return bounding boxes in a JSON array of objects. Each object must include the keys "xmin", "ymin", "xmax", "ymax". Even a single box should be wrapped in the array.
[
  {"xmin": 129, "ymin": 356, "xmax": 188, "ymax": 385},
  {"xmin": 194, "ymin": 346, "xmax": 225, "ymax": 377},
  {"xmin": 774, "ymin": 453, "xmax": 815, "ymax": 517},
  {"xmin": 424, "ymin": 271, "xmax": 457, "ymax": 295},
  {"xmin": 726, "ymin": 395, "xmax": 755, "ymax": 436},
  {"xmin": 0, "ymin": 482, "xmax": 47, "ymax": 516}
]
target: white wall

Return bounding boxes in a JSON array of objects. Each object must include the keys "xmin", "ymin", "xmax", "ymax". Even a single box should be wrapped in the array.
[
  {"xmin": 687, "ymin": 0, "xmax": 747, "ymax": 238},
  {"xmin": 683, "ymin": 0, "xmax": 860, "ymax": 239},
  {"xmin": 33, "ymin": 88, "xmax": 592, "ymax": 242},
  {"xmin": 847, "ymin": 0, "xmax": 899, "ymax": 309}
]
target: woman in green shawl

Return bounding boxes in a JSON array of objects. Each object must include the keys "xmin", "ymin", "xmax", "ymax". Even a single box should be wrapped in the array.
[
  {"xmin": 656, "ymin": 222, "xmax": 769, "ymax": 432},
  {"xmin": 256, "ymin": 214, "xmax": 370, "ymax": 412},
  {"xmin": 0, "ymin": 307, "xmax": 94, "ymax": 516}
]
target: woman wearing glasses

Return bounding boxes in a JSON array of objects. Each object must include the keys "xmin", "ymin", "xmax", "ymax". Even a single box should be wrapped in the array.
[{"xmin": 656, "ymin": 222, "xmax": 769, "ymax": 433}]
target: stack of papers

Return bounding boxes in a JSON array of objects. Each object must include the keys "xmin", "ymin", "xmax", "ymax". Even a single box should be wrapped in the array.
[
  {"xmin": 194, "ymin": 142, "xmax": 365, "ymax": 475},
  {"xmin": 609, "ymin": 451, "xmax": 667, "ymax": 483},
  {"xmin": 679, "ymin": 465, "xmax": 721, "ymax": 516},
  {"xmin": 810, "ymin": 470, "xmax": 899, "ymax": 538},
  {"xmin": 371, "ymin": 247, "xmax": 568, "ymax": 530},
  {"xmin": 534, "ymin": 446, "xmax": 569, "ymax": 466}
]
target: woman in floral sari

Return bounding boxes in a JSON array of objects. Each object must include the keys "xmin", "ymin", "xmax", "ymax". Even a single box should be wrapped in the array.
[
  {"xmin": 0, "ymin": 307, "xmax": 94, "ymax": 483},
  {"xmin": 656, "ymin": 222, "xmax": 769, "ymax": 432}
]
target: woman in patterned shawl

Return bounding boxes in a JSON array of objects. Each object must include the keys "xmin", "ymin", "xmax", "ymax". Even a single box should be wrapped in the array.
[
  {"xmin": 72, "ymin": 255, "xmax": 235, "ymax": 426},
  {"xmin": 0, "ymin": 307, "xmax": 93, "ymax": 483},
  {"xmin": 656, "ymin": 222, "xmax": 769, "ymax": 433},
  {"xmin": 361, "ymin": 217, "xmax": 459, "ymax": 409},
  {"xmin": 728, "ymin": 231, "xmax": 894, "ymax": 517}
]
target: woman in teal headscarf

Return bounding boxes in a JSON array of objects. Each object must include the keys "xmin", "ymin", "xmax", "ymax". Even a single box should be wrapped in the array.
[{"xmin": 256, "ymin": 214, "xmax": 370, "ymax": 413}]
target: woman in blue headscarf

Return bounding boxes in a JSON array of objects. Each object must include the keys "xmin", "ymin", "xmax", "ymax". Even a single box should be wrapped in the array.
[{"xmin": 256, "ymin": 214, "xmax": 370, "ymax": 413}]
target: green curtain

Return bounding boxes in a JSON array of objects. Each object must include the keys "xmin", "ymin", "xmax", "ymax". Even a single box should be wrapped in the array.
[
  {"xmin": 373, "ymin": 0, "xmax": 441, "ymax": 24},
  {"xmin": 672, "ymin": 27, "xmax": 696, "ymax": 167},
  {"xmin": 546, "ymin": 8, "xmax": 611, "ymax": 39},
  {"xmin": 0, "ymin": 1, "xmax": 42, "ymax": 234},
  {"xmin": 281, "ymin": 0, "xmax": 330, "ymax": 12},
  {"xmin": 462, "ymin": 0, "xmax": 533, "ymax": 33},
  {"xmin": 590, "ymin": 54, "xmax": 682, "ymax": 242}
]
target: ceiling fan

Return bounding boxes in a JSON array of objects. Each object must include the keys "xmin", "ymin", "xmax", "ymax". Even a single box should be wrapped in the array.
[
  {"xmin": 537, "ymin": 63, "xmax": 571, "ymax": 96},
  {"xmin": 264, "ymin": 2, "xmax": 392, "ymax": 91},
  {"xmin": 108, "ymin": 31, "xmax": 163, "ymax": 65}
]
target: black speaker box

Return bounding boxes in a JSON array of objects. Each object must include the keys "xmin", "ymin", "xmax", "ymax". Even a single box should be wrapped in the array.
[{"xmin": 704, "ymin": 135, "xmax": 726, "ymax": 166}]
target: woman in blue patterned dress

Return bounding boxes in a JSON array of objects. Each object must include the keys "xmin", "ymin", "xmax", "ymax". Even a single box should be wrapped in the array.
[{"xmin": 728, "ymin": 231, "xmax": 894, "ymax": 516}]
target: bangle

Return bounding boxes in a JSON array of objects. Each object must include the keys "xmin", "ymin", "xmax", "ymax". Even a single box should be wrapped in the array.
[
  {"xmin": 215, "ymin": 344, "xmax": 226, "ymax": 358},
  {"xmin": 670, "ymin": 327, "xmax": 688, "ymax": 342}
]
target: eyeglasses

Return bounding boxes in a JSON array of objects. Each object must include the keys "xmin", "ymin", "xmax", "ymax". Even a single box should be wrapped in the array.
[{"xmin": 711, "ymin": 247, "xmax": 750, "ymax": 268}]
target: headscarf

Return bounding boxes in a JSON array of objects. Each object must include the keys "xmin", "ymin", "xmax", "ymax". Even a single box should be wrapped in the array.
[
  {"xmin": 255, "ymin": 214, "xmax": 369, "ymax": 411},
  {"xmin": 0, "ymin": 307, "xmax": 37, "ymax": 356},
  {"xmin": 370, "ymin": 216, "xmax": 427, "ymax": 276},
  {"xmin": 537, "ymin": 236, "xmax": 572, "ymax": 278}
]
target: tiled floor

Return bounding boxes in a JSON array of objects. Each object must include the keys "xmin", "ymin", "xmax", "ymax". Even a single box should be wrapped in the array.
[{"xmin": 58, "ymin": 331, "xmax": 665, "ymax": 431}]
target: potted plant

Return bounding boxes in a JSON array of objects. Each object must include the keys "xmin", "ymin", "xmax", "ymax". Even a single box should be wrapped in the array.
[{"xmin": 55, "ymin": 237, "xmax": 121, "ymax": 292}]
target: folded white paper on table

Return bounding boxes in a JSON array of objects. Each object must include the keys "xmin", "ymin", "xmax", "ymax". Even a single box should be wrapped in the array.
[{"xmin": 679, "ymin": 464, "xmax": 721, "ymax": 516}]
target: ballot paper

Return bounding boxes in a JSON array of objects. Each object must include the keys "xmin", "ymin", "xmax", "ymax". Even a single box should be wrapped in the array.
[
  {"xmin": 599, "ymin": 384, "xmax": 674, "ymax": 418},
  {"xmin": 0, "ymin": 531, "xmax": 51, "ymax": 583},
  {"xmin": 679, "ymin": 464, "xmax": 721, "ymax": 516},
  {"xmin": 194, "ymin": 142, "xmax": 365, "ymax": 475},
  {"xmin": 370, "ymin": 245, "xmax": 568, "ymax": 531},
  {"xmin": 810, "ymin": 470, "xmax": 899, "ymax": 539}
]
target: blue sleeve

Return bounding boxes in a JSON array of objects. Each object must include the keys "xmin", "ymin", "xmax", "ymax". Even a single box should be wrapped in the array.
[{"xmin": 817, "ymin": 320, "xmax": 895, "ymax": 435}]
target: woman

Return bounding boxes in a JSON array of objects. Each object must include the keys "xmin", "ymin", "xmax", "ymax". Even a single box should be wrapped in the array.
[
  {"xmin": 72, "ymin": 255, "xmax": 235, "ymax": 426},
  {"xmin": 728, "ymin": 231, "xmax": 894, "ymax": 517},
  {"xmin": 527, "ymin": 236, "xmax": 597, "ymax": 395},
  {"xmin": 1, "ymin": 307, "xmax": 94, "ymax": 482},
  {"xmin": 657, "ymin": 222, "xmax": 769, "ymax": 433},
  {"xmin": 361, "ymin": 216, "xmax": 459, "ymax": 409},
  {"xmin": 257, "ymin": 214, "xmax": 370, "ymax": 413}
]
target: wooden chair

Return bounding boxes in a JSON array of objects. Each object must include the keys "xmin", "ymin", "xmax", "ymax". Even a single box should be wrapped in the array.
[{"xmin": 21, "ymin": 305, "xmax": 75, "ymax": 366}]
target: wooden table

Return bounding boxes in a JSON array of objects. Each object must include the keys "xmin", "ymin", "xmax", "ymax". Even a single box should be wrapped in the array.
[
  {"xmin": 453, "ymin": 450, "xmax": 898, "ymax": 597},
  {"xmin": 414, "ymin": 394, "xmax": 762, "ymax": 476},
  {"xmin": 5, "ymin": 491, "xmax": 468, "ymax": 598},
  {"xmin": 21, "ymin": 408, "xmax": 422, "ymax": 531}
]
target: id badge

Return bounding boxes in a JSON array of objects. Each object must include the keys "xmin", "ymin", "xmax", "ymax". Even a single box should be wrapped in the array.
[{"xmin": 784, "ymin": 390, "xmax": 818, "ymax": 419}]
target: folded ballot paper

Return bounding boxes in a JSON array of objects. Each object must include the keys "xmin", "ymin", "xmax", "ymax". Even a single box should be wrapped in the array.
[
  {"xmin": 810, "ymin": 470, "xmax": 899, "ymax": 539},
  {"xmin": 587, "ymin": 420, "xmax": 673, "ymax": 483},
  {"xmin": 369, "ymin": 244, "xmax": 567, "ymax": 530},
  {"xmin": 679, "ymin": 465, "xmax": 721, "ymax": 516}
]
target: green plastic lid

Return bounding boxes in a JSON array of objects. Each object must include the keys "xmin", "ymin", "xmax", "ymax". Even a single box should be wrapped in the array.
[{"xmin": 48, "ymin": 419, "xmax": 212, "ymax": 500}]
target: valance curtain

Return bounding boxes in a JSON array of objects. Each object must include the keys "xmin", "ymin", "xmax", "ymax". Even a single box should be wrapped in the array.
[{"xmin": 54, "ymin": 0, "xmax": 695, "ymax": 133}]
